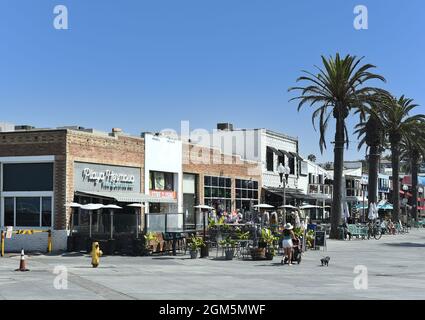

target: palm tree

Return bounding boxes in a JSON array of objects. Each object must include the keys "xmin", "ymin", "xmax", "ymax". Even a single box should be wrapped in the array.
[
  {"xmin": 307, "ymin": 154, "xmax": 317, "ymax": 162},
  {"xmin": 289, "ymin": 54, "xmax": 386, "ymax": 239},
  {"xmin": 354, "ymin": 94, "xmax": 387, "ymax": 207},
  {"xmin": 400, "ymin": 122, "xmax": 425, "ymax": 222},
  {"xmin": 378, "ymin": 95, "xmax": 425, "ymax": 221}
]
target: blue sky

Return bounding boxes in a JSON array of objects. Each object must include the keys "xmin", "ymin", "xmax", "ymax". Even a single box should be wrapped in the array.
[{"xmin": 0, "ymin": 0, "xmax": 424, "ymax": 162}]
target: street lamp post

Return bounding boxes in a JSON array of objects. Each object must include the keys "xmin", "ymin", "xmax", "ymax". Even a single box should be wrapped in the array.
[
  {"xmin": 418, "ymin": 187, "xmax": 424, "ymax": 221},
  {"xmin": 361, "ymin": 182, "xmax": 368, "ymax": 223},
  {"xmin": 402, "ymin": 184, "xmax": 409, "ymax": 223},
  {"xmin": 278, "ymin": 163, "xmax": 290, "ymax": 226}
]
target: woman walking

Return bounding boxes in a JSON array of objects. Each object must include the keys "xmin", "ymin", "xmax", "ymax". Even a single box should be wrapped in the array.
[{"xmin": 281, "ymin": 223, "xmax": 297, "ymax": 266}]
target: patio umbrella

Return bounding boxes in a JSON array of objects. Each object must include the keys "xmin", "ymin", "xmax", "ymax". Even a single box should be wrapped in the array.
[
  {"xmin": 103, "ymin": 204, "xmax": 123, "ymax": 240},
  {"xmin": 65, "ymin": 202, "xmax": 82, "ymax": 208},
  {"xmin": 194, "ymin": 205, "xmax": 215, "ymax": 210},
  {"xmin": 279, "ymin": 205, "xmax": 299, "ymax": 210},
  {"xmin": 80, "ymin": 204, "xmax": 105, "ymax": 238},
  {"xmin": 299, "ymin": 205, "xmax": 321, "ymax": 210},
  {"xmin": 253, "ymin": 204, "xmax": 274, "ymax": 209},
  {"xmin": 127, "ymin": 203, "xmax": 145, "ymax": 238}
]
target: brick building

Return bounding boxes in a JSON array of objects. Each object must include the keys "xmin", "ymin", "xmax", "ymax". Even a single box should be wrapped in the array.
[
  {"xmin": 182, "ymin": 143, "xmax": 262, "ymax": 229},
  {"xmin": 0, "ymin": 126, "xmax": 263, "ymax": 252},
  {"xmin": 0, "ymin": 126, "xmax": 147, "ymax": 252}
]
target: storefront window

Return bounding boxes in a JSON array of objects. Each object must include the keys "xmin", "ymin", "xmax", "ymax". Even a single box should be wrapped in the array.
[
  {"xmin": 16, "ymin": 197, "xmax": 41, "ymax": 227},
  {"xmin": 235, "ymin": 179, "xmax": 259, "ymax": 210},
  {"xmin": 204, "ymin": 176, "xmax": 232, "ymax": 212},
  {"xmin": 42, "ymin": 197, "xmax": 52, "ymax": 227},
  {"xmin": 3, "ymin": 196, "xmax": 52, "ymax": 227},
  {"xmin": 4, "ymin": 197, "xmax": 14, "ymax": 226},
  {"xmin": 3, "ymin": 163, "xmax": 53, "ymax": 191},
  {"xmin": 150, "ymin": 171, "xmax": 174, "ymax": 191}
]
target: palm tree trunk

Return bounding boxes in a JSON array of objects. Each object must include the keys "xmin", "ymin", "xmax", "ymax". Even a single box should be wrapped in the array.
[
  {"xmin": 330, "ymin": 115, "xmax": 345, "ymax": 239},
  {"xmin": 411, "ymin": 153, "xmax": 419, "ymax": 222},
  {"xmin": 368, "ymin": 145, "xmax": 380, "ymax": 205},
  {"xmin": 391, "ymin": 143, "xmax": 401, "ymax": 221}
]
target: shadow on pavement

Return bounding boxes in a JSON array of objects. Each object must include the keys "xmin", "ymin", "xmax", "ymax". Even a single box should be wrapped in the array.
[{"xmin": 384, "ymin": 242, "xmax": 425, "ymax": 248}]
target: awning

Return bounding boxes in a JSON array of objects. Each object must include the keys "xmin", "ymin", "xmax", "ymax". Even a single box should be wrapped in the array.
[
  {"xmin": 267, "ymin": 146, "xmax": 284, "ymax": 157},
  {"xmin": 264, "ymin": 187, "xmax": 316, "ymax": 200},
  {"xmin": 290, "ymin": 152, "xmax": 304, "ymax": 161},
  {"xmin": 279, "ymin": 149, "xmax": 292, "ymax": 158},
  {"xmin": 75, "ymin": 191, "xmax": 178, "ymax": 204}
]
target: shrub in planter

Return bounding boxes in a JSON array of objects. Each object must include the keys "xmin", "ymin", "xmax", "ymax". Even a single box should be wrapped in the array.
[
  {"xmin": 143, "ymin": 232, "xmax": 158, "ymax": 256},
  {"xmin": 189, "ymin": 235, "xmax": 205, "ymax": 259},
  {"xmin": 261, "ymin": 228, "xmax": 279, "ymax": 260},
  {"xmin": 251, "ymin": 247, "xmax": 266, "ymax": 260},
  {"xmin": 219, "ymin": 237, "xmax": 237, "ymax": 260}
]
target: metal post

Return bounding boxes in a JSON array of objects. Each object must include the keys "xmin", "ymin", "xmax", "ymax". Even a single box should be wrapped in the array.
[
  {"xmin": 89, "ymin": 211, "xmax": 92, "ymax": 239},
  {"xmin": 110, "ymin": 210, "xmax": 114, "ymax": 240},
  {"xmin": 136, "ymin": 208, "xmax": 139, "ymax": 239},
  {"xmin": 1, "ymin": 231, "xmax": 4, "ymax": 257},
  {"xmin": 47, "ymin": 230, "xmax": 52, "ymax": 253},
  {"xmin": 283, "ymin": 181, "xmax": 286, "ymax": 225},
  {"xmin": 363, "ymin": 188, "xmax": 366, "ymax": 223}
]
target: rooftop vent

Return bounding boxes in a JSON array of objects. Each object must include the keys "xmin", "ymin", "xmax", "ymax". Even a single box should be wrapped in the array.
[
  {"xmin": 217, "ymin": 123, "xmax": 234, "ymax": 131},
  {"xmin": 15, "ymin": 125, "xmax": 35, "ymax": 131}
]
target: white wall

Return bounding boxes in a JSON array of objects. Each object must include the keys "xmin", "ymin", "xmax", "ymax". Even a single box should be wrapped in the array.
[
  {"xmin": 2, "ymin": 230, "xmax": 68, "ymax": 253},
  {"xmin": 263, "ymin": 131, "xmax": 298, "ymax": 189},
  {"xmin": 144, "ymin": 134, "xmax": 183, "ymax": 212}
]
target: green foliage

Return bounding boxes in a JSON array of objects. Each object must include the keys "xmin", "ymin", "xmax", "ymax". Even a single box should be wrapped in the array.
[
  {"xmin": 144, "ymin": 232, "xmax": 157, "ymax": 249},
  {"xmin": 261, "ymin": 228, "xmax": 278, "ymax": 246},
  {"xmin": 189, "ymin": 235, "xmax": 205, "ymax": 251},
  {"xmin": 236, "ymin": 229, "xmax": 250, "ymax": 240},
  {"xmin": 219, "ymin": 236, "xmax": 237, "ymax": 248}
]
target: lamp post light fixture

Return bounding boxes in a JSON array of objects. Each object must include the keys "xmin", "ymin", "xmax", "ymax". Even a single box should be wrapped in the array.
[{"xmin": 278, "ymin": 163, "xmax": 290, "ymax": 225}]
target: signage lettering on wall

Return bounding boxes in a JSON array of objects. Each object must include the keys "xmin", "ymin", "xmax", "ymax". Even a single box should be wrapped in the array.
[{"xmin": 82, "ymin": 168, "xmax": 136, "ymax": 191}]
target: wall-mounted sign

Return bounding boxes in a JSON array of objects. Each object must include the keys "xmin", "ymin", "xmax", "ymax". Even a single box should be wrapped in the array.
[
  {"xmin": 150, "ymin": 190, "xmax": 177, "ymax": 199},
  {"xmin": 74, "ymin": 162, "xmax": 141, "ymax": 193}
]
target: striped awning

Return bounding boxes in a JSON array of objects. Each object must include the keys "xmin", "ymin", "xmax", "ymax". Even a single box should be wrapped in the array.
[{"xmin": 75, "ymin": 191, "xmax": 177, "ymax": 204}]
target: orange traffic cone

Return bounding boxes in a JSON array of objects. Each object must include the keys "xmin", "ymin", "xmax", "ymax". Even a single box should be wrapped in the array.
[{"xmin": 15, "ymin": 248, "xmax": 30, "ymax": 272}]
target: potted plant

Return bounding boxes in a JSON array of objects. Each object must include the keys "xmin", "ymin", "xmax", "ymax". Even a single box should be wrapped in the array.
[
  {"xmin": 219, "ymin": 237, "xmax": 237, "ymax": 260},
  {"xmin": 236, "ymin": 229, "xmax": 250, "ymax": 241},
  {"xmin": 189, "ymin": 235, "xmax": 205, "ymax": 259},
  {"xmin": 261, "ymin": 228, "xmax": 279, "ymax": 260},
  {"xmin": 143, "ymin": 232, "xmax": 158, "ymax": 255}
]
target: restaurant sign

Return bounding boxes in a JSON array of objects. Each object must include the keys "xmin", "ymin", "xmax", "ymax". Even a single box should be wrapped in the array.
[
  {"xmin": 149, "ymin": 190, "xmax": 177, "ymax": 199},
  {"xmin": 74, "ymin": 162, "xmax": 141, "ymax": 193}
]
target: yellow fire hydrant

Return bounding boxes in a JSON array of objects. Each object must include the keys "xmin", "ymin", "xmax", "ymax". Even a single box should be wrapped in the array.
[{"xmin": 90, "ymin": 242, "xmax": 103, "ymax": 268}]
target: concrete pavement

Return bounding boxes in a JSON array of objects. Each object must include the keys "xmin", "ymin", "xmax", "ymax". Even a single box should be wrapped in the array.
[{"xmin": 1, "ymin": 229, "xmax": 425, "ymax": 300}]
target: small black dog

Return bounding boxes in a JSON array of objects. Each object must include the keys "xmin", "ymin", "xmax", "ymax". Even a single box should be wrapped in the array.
[{"xmin": 321, "ymin": 256, "xmax": 330, "ymax": 267}]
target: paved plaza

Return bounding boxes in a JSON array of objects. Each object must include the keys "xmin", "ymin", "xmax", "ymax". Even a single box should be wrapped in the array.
[{"xmin": 1, "ymin": 229, "xmax": 425, "ymax": 300}]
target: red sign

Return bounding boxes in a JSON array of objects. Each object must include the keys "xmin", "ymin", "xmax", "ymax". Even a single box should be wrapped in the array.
[{"xmin": 149, "ymin": 190, "xmax": 176, "ymax": 199}]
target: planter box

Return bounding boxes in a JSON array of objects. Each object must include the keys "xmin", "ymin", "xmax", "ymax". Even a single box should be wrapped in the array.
[
  {"xmin": 200, "ymin": 246, "xmax": 209, "ymax": 258},
  {"xmin": 225, "ymin": 250, "xmax": 235, "ymax": 260},
  {"xmin": 251, "ymin": 248, "xmax": 266, "ymax": 260},
  {"xmin": 190, "ymin": 250, "xmax": 198, "ymax": 259}
]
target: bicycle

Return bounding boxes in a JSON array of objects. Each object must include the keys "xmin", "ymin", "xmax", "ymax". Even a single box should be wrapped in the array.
[{"xmin": 367, "ymin": 222, "xmax": 382, "ymax": 240}]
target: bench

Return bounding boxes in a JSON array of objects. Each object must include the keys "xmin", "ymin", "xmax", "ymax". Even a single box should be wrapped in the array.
[{"xmin": 347, "ymin": 224, "xmax": 368, "ymax": 239}]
